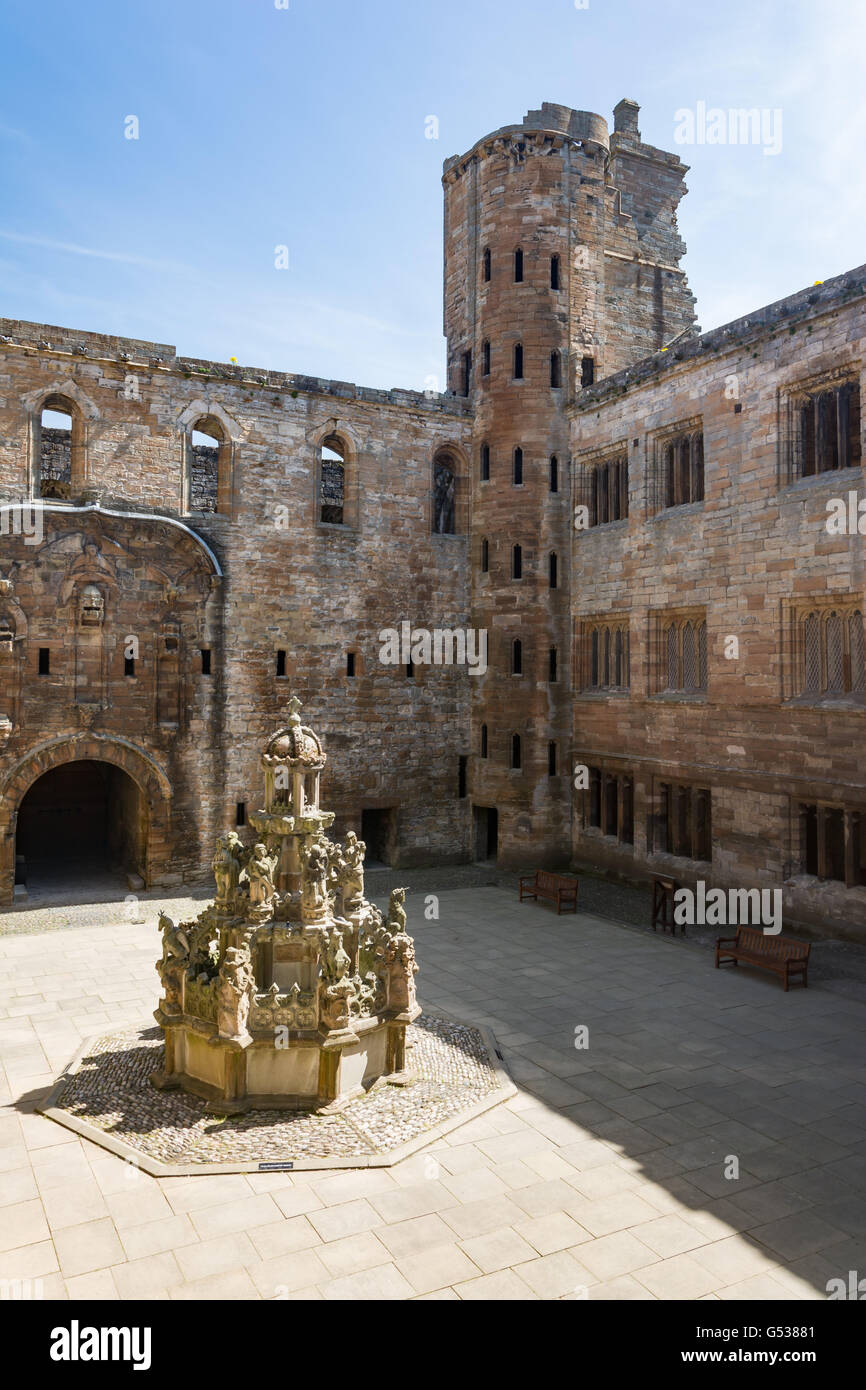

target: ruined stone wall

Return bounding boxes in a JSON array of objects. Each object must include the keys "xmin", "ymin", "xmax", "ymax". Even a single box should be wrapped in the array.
[
  {"xmin": 569, "ymin": 265, "xmax": 866, "ymax": 936},
  {"xmin": 0, "ymin": 320, "xmax": 472, "ymax": 901}
]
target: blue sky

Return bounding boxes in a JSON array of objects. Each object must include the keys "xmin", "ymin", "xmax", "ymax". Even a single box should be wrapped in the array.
[{"xmin": 1, "ymin": 0, "xmax": 863, "ymax": 392}]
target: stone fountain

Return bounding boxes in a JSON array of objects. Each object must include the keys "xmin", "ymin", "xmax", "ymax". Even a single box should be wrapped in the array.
[{"xmin": 151, "ymin": 696, "xmax": 419, "ymax": 1112}]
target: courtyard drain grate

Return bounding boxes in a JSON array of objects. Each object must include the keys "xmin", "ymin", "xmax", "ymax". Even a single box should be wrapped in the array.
[{"xmin": 39, "ymin": 1014, "xmax": 515, "ymax": 1174}]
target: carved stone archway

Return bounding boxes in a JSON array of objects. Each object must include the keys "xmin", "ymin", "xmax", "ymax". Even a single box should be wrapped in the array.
[{"xmin": 0, "ymin": 735, "xmax": 172, "ymax": 905}]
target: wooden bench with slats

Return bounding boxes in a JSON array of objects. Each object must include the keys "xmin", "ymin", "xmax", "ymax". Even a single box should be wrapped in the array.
[
  {"xmin": 715, "ymin": 926, "xmax": 810, "ymax": 991},
  {"xmin": 519, "ymin": 869, "xmax": 578, "ymax": 915}
]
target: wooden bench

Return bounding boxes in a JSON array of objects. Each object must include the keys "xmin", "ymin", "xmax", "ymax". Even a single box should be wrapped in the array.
[
  {"xmin": 715, "ymin": 926, "xmax": 810, "ymax": 991},
  {"xmin": 519, "ymin": 869, "xmax": 578, "ymax": 915}
]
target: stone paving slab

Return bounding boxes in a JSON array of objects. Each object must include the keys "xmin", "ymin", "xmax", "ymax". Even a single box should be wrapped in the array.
[{"xmin": 1, "ymin": 885, "xmax": 865, "ymax": 1301}]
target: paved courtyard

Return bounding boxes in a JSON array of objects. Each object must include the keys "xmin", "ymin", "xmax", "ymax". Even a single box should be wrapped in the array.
[{"xmin": 1, "ymin": 885, "xmax": 865, "ymax": 1301}]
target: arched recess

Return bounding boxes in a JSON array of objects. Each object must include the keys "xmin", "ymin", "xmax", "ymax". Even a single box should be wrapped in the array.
[
  {"xmin": 311, "ymin": 421, "xmax": 360, "ymax": 529},
  {"xmin": 431, "ymin": 443, "xmax": 469, "ymax": 536},
  {"xmin": 177, "ymin": 400, "xmax": 242, "ymax": 517},
  {"xmin": 0, "ymin": 734, "xmax": 172, "ymax": 904},
  {"xmin": 23, "ymin": 379, "xmax": 99, "ymax": 500}
]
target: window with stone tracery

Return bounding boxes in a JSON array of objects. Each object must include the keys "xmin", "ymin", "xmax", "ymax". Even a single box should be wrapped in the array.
[
  {"xmin": 652, "ymin": 611, "xmax": 707, "ymax": 696},
  {"xmin": 784, "ymin": 600, "xmax": 865, "ymax": 702}
]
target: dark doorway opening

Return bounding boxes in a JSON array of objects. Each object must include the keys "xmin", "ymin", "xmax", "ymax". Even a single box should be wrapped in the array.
[
  {"xmin": 361, "ymin": 808, "xmax": 396, "ymax": 867},
  {"xmin": 473, "ymin": 805, "xmax": 498, "ymax": 862},
  {"xmin": 15, "ymin": 760, "xmax": 146, "ymax": 897}
]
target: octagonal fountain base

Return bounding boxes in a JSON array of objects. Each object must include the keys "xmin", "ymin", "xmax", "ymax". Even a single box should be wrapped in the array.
[{"xmin": 38, "ymin": 1014, "xmax": 515, "ymax": 1175}]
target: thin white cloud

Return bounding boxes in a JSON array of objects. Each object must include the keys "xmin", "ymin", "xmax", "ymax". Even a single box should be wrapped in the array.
[{"xmin": 0, "ymin": 230, "xmax": 188, "ymax": 273}]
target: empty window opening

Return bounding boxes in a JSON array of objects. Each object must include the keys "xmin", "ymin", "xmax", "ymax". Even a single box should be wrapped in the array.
[
  {"xmin": 512, "ymin": 638, "xmax": 523, "ymax": 675},
  {"xmin": 200, "ymin": 649, "xmax": 212, "ymax": 676},
  {"xmin": 549, "ymin": 455, "xmax": 559, "ymax": 493},
  {"xmin": 276, "ymin": 649, "xmax": 287, "ymax": 678},
  {"xmin": 514, "ymin": 248, "xmax": 523, "ymax": 283},
  {"xmin": 189, "ymin": 418, "xmax": 222, "ymax": 513},
  {"xmin": 458, "ymin": 756, "xmax": 467, "ymax": 799},
  {"xmin": 462, "ymin": 350, "xmax": 472, "ymax": 397},
  {"xmin": 513, "ymin": 447, "xmax": 523, "ymax": 486},
  {"xmin": 39, "ymin": 405, "xmax": 73, "ymax": 500},
  {"xmin": 513, "ymin": 343, "xmax": 524, "ymax": 379},
  {"xmin": 581, "ymin": 356, "xmax": 595, "ymax": 388},
  {"xmin": 236, "ymin": 801, "xmax": 246, "ymax": 827},
  {"xmin": 320, "ymin": 435, "xmax": 346, "ymax": 525},
  {"xmin": 548, "ymin": 741, "xmax": 558, "ymax": 777},
  {"xmin": 550, "ymin": 255, "xmax": 560, "ymax": 290},
  {"xmin": 406, "ymin": 660, "xmax": 415, "ymax": 679},
  {"xmin": 549, "ymin": 647, "xmax": 558, "ymax": 683},
  {"xmin": 124, "ymin": 656, "xmax": 135, "ymax": 678},
  {"xmin": 346, "ymin": 651, "xmax": 356, "ymax": 678},
  {"xmin": 550, "ymin": 351, "xmax": 561, "ymax": 388},
  {"xmin": 549, "ymin": 552, "xmax": 558, "ymax": 589},
  {"xmin": 482, "ymin": 340, "xmax": 490, "ymax": 376},
  {"xmin": 480, "ymin": 443, "xmax": 490, "ymax": 481},
  {"xmin": 38, "ymin": 647, "xmax": 50, "ymax": 675},
  {"xmin": 512, "ymin": 544, "xmax": 522, "ymax": 580},
  {"xmin": 511, "ymin": 734, "xmax": 522, "ymax": 769},
  {"xmin": 433, "ymin": 455, "xmax": 457, "ymax": 533},
  {"xmin": 482, "ymin": 247, "xmax": 491, "ymax": 282},
  {"xmin": 481, "ymin": 538, "xmax": 489, "ymax": 573},
  {"xmin": 480, "ymin": 723, "xmax": 488, "ymax": 758}
]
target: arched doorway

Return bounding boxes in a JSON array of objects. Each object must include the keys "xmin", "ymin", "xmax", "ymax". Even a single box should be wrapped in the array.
[{"xmin": 15, "ymin": 759, "xmax": 148, "ymax": 896}]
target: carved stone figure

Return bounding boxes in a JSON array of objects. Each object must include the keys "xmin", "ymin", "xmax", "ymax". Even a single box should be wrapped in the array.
[
  {"xmin": 156, "ymin": 911, "xmax": 189, "ymax": 1015},
  {"xmin": 243, "ymin": 841, "xmax": 279, "ymax": 916},
  {"xmin": 217, "ymin": 944, "xmax": 255, "ymax": 1039},
  {"xmin": 341, "ymin": 830, "xmax": 365, "ymax": 911},
  {"xmin": 301, "ymin": 836, "xmax": 328, "ymax": 921},
  {"xmin": 212, "ymin": 832, "xmax": 244, "ymax": 909},
  {"xmin": 322, "ymin": 925, "xmax": 351, "ymax": 984},
  {"xmin": 387, "ymin": 886, "xmax": 407, "ymax": 934}
]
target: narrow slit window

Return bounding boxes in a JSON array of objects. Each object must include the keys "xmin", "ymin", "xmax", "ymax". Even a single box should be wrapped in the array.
[
  {"xmin": 346, "ymin": 651, "xmax": 356, "ymax": 677},
  {"xmin": 548, "ymin": 741, "xmax": 558, "ymax": 776},
  {"xmin": 549, "ymin": 455, "xmax": 558, "ymax": 493},
  {"xmin": 482, "ymin": 247, "xmax": 491, "ymax": 282},
  {"xmin": 480, "ymin": 723, "xmax": 488, "ymax": 758},
  {"xmin": 458, "ymin": 756, "xmax": 467, "ymax": 799},
  {"xmin": 549, "ymin": 647, "xmax": 558, "ymax": 683},
  {"xmin": 276, "ymin": 649, "xmax": 287, "ymax": 678},
  {"xmin": 511, "ymin": 734, "xmax": 522, "ymax": 769},
  {"xmin": 200, "ymin": 649, "xmax": 212, "ymax": 676},
  {"xmin": 581, "ymin": 356, "xmax": 595, "ymax": 388},
  {"xmin": 481, "ymin": 538, "xmax": 489, "ymax": 573},
  {"xmin": 514, "ymin": 248, "xmax": 523, "ymax": 283},
  {"xmin": 38, "ymin": 647, "xmax": 50, "ymax": 675},
  {"xmin": 512, "ymin": 544, "xmax": 522, "ymax": 580},
  {"xmin": 550, "ymin": 351, "xmax": 561, "ymax": 388},
  {"xmin": 236, "ymin": 801, "xmax": 246, "ymax": 827},
  {"xmin": 480, "ymin": 443, "xmax": 490, "ymax": 481},
  {"xmin": 512, "ymin": 639, "xmax": 522, "ymax": 675},
  {"xmin": 482, "ymin": 340, "xmax": 490, "ymax": 376},
  {"xmin": 513, "ymin": 447, "xmax": 523, "ymax": 486},
  {"xmin": 513, "ymin": 343, "xmax": 524, "ymax": 379},
  {"xmin": 124, "ymin": 656, "xmax": 135, "ymax": 678},
  {"xmin": 549, "ymin": 552, "xmax": 558, "ymax": 590},
  {"xmin": 550, "ymin": 254, "xmax": 560, "ymax": 290}
]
